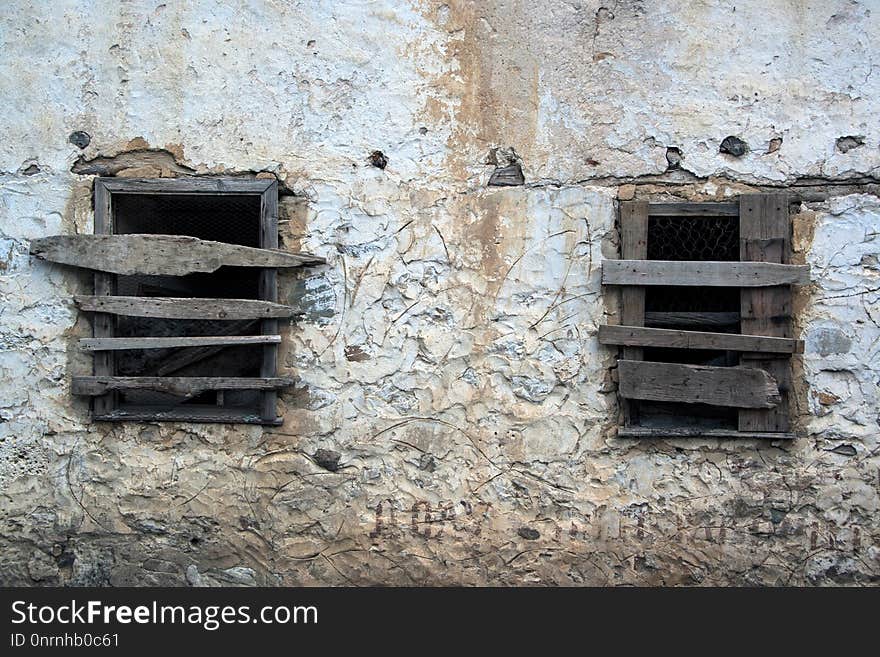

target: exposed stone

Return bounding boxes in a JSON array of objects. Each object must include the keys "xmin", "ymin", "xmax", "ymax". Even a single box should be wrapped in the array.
[
  {"xmin": 836, "ymin": 135, "xmax": 865, "ymax": 153},
  {"xmin": 617, "ymin": 184, "xmax": 636, "ymax": 200},
  {"xmin": 719, "ymin": 136, "xmax": 748, "ymax": 157},
  {"xmin": 816, "ymin": 391, "xmax": 840, "ymax": 406},
  {"xmin": 71, "ymin": 148, "xmax": 195, "ymax": 176},
  {"xmin": 665, "ymin": 147, "xmax": 683, "ymax": 169},
  {"xmin": 313, "ymin": 448, "xmax": 341, "ymax": 472},
  {"xmin": 517, "ymin": 527, "xmax": 540, "ymax": 540},
  {"xmin": 68, "ymin": 131, "xmax": 90, "ymax": 149},
  {"xmin": 368, "ymin": 150, "xmax": 388, "ymax": 169},
  {"xmin": 488, "ymin": 163, "xmax": 525, "ymax": 186}
]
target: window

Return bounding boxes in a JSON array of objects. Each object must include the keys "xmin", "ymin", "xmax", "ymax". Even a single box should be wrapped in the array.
[
  {"xmin": 600, "ymin": 194, "xmax": 809, "ymax": 439},
  {"xmin": 30, "ymin": 178, "xmax": 324, "ymax": 425}
]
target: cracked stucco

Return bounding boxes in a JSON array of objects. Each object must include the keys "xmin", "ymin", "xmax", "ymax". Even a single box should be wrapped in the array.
[{"xmin": 0, "ymin": 0, "xmax": 878, "ymax": 585}]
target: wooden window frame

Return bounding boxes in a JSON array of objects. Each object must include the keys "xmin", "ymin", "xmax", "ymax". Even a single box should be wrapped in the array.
[
  {"xmin": 91, "ymin": 177, "xmax": 282, "ymax": 425},
  {"xmin": 603, "ymin": 195, "xmax": 806, "ymax": 440}
]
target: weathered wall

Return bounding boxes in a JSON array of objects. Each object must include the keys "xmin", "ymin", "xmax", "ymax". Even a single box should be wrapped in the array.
[{"xmin": 1, "ymin": 0, "xmax": 878, "ymax": 585}]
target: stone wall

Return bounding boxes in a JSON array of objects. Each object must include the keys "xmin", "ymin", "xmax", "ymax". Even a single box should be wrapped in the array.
[{"xmin": 0, "ymin": 0, "xmax": 877, "ymax": 585}]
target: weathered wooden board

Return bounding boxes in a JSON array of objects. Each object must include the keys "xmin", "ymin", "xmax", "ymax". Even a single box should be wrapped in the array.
[
  {"xmin": 259, "ymin": 188, "xmax": 280, "ymax": 422},
  {"xmin": 619, "ymin": 201, "xmax": 649, "ymax": 426},
  {"xmin": 647, "ymin": 202, "xmax": 739, "ymax": 217},
  {"xmin": 92, "ymin": 182, "xmax": 115, "ymax": 416},
  {"xmin": 72, "ymin": 376, "xmax": 295, "ymax": 397},
  {"xmin": 603, "ymin": 260, "xmax": 810, "ymax": 287},
  {"xmin": 30, "ymin": 234, "xmax": 325, "ymax": 275},
  {"xmin": 79, "ymin": 335, "xmax": 281, "ymax": 351},
  {"xmin": 644, "ymin": 311, "xmax": 740, "ymax": 328},
  {"xmin": 93, "ymin": 407, "xmax": 282, "ymax": 426},
  {"xmin": 617, "ymin": 426, "xmax": 795, "ymax": 440},
  {"xmin": 618, "ymin": 360, "xmax": 781, "ymax": 409},
  {"xmin": 74, "ymin": 296, "xmax": 299, "ymax": 320},
  {"xmin": 739, "ymin": 193, "xmax": 793, "ymax": 432},
  {"xmin": 599, "ymin": 325, "xmax": 803, "ymax": 354}
]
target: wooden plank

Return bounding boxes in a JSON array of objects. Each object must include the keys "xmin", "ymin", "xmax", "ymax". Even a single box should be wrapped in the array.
[
  {"xmin": 617, "ymin": 427, "xmax": 795, "ymax": 440},
  {"xmin": 72, "ymin": 376, "xmax": 295, "ymax": 397},
  {"xmin": 74, "ymin": 296, "xmax": 300, "ymax": 320},
  {"xmin": 619, "ymin": 201, "xmax": 648, "ymax": 426},
  {"xmin": 618, "ymin": 360, "xmax": 781, "ymax": 409},
  {"xmin": 152, "ymin": 319, "xmax": 258, "ymax": 376},
  {"xmin": 79, "ymin": 335, "xmax": 281, "ymax": 351},
  {"xmin": 599, "ymin": 325, "xmax": 803, "ymax": 354},
  {"xmin": 647, "ymin": 202, "xmax": 739, "ymax": 217},
  {"xmin": 98, "ymin": 177, "xmax": 275, "ymax": 195},
  {"xmin": 258, "ymin": 182, "xmax": 280, "ymax": 423},
  {"xmin": 93, "ymin": 406, "xmax": 282, "ymax": 426},
  {"xmin": 30, "ymin": 234, "xmax": 325, "ymax": 275},
  {"xmin": 739, "ymin": 193, "xmax": 793, "ymax": 432},
  {"xmin": 603, "ymin": 260, "xmax": 810, "ymax": 287},
  {"xmin": 644, "ymin": 311, "xmax": 740, "ymax": 328},
  {"xmin": 92, "ymin": 180, "xmax": 115, "ymax": 416}
]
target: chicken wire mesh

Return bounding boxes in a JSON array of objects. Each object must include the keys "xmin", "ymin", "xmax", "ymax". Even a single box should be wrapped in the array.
[{"xmin": 647, "ymin": 215, "xmax": 738, "ymax": 261}]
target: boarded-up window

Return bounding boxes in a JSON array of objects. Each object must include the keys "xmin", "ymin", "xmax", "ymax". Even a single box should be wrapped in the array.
[
  {"xmin": 600, "ymin": 196, "xmax": 809, "ymax": 439},
  {"xmin": 30, "ymin": 178, "xmax": 324, "ymax": 425}
]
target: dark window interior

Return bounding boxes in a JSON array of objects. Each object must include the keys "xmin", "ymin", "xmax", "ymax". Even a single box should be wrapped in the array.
[
  {"xmin": 112, "ymin": 193, "xmax": 264, "ymax": 412},
  {"xmin": 639, "ymin": 213, "xmax": 740, "ymax": 430}
]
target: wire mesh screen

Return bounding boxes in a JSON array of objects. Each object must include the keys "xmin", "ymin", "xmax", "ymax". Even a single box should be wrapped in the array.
[
  {"xmin": 114, "ymin": 194, "xmax": 261, "ymax": 246},
  {"xmin": 110, "ymin": 192, "xmax": 264, "ymax": 411},
  {"xmin": 647, "ymin": 215, "xmax": 738, "ymax": 261}
]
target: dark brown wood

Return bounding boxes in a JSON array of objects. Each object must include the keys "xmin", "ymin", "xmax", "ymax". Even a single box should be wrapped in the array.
[
  {"xmin": 93, "ymin": 406, "xmax": 282, "ymax": 426},
  {"xmin": 617, "ymin": 427, "xmax": 795, "ymax": 440},
  {"xmin": 618, "ymin": 360, "xmax": 781, "ymax": 409},
  {"xmin": 74, "ymin": 296, "xmax": 300, "ymax": 320},
  {"xmin": 92, "ymin": 180, "xmax": 115, "ymax": 416},
  {"xmin": 80, "ymin": 335, "xmax": 281, "ymax": 351},
  {"xmin": 30, "ymin": 234, "xmax": 324, "ymax": 275},
  {"xmin": 739, "ymin": 194, "xmax": 793, "ymax": 432},
  {"xmin": 647, "ymin": 202, "xmax": 739, "ymax": 217},
  {"xmin": 644, "ymin": 311, "xmax": 740, "ymax": 328},
  {"xmin": 98, "ymin": 177, "xmax": 275, "ymax": 195},
  {"xmin": 258, "ymin": 181, "xmax": 280, "ymax": 422},
  {"xmin": 152, "ymin": 320, "xmax": 259, "ymax": 376},
  {"xmin": 603, "ymin": 259, "xmax": 810, "ymax": 287},
  {"xmin": 599, "ymin": 325, "xmax": 803, "ymax": 354},
  {"xmin": 72, "ymin": 376, "xmax": 295, "ymax": 397},
  {"xmin": 619, "ymin": 201, "xmax": 649, "ymax": 426}
]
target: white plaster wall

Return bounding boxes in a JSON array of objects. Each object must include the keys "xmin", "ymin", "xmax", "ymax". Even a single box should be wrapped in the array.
[{"xmin": 0, "ymin": 0, "xmax": 878, "ymax": 585}]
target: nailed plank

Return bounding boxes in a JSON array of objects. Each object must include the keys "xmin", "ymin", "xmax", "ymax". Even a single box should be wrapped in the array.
[
  {"xmin": 30, "ymin": 234, "xmax": 325, "ymax": 275},
  {"xmin": 72, "ymin": 376, "xmax": 295, "ymax": 397},
  {"xmin": 644, "ymin": 311, "xmax": 740, "ymax": 328},
  {"xmin": 739, "ymin": 193, "xmax": 793, "ymax": 432},
  {"xmin": 98, "ymin": 177, "xmax": 275, "ymax": 194},
  {"xmin": 92, "ymin": 181, "xmax": 115, "ymax": 416},
  {"xmin": 259, "ymin": 182, "xmax": 280, "ymax": 422},
  {"xmin": 619, "ymin": 200, "xmax": 649, "ymax": 426},
  {"xmin": 80, "ymin": 335, "xmax": 281, "ymax": 351},
  {"xmin": 603, "ymin": 260, "xmax": 810, "ymax": 287},
  {"xmin": 647, "ymin": 202, "xmax": 739, "ymax": 217},
  {"xmin": 74, "ymin": 296, "xmax": 299, "ymax": 320},
  {"xmin": 94, "ymin": 406, "xmax": 281, "ymax": 426},
  {"xmin": 617, "ymin": 427, "xmax": 795, "ymax": 440},
  {"xmin": 618, "ymin": 360, "xmax": 780, "ymax": 409},
  {"xmin": 599, "ymin": 325, "xmax": 803, "ymax": 354}
]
